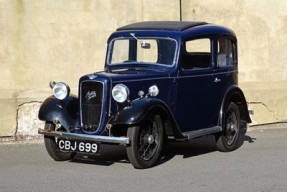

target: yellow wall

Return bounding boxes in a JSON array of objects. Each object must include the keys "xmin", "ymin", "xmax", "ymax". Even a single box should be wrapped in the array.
[
  {"xmin": 183, "ymin": 0, "xmax": 287, "ymax": 82},
  {"xmin": 0, "ymin": 0, "xmax": 287, "ymax": 136},
  {"xmin": 182, "ymin": 0, "xmax": 287, "ymax": 125}
]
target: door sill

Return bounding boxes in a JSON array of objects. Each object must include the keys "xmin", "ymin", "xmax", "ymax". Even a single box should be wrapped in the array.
[{"xmin": 182, "ymin": 126, "xmax": 222, "ymax": 140}]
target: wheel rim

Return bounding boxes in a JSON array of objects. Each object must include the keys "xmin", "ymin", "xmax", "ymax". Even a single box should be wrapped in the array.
[
  {"xmin": 224, "ymin": 110, "xmax": 238, "ymax": 145},
  {"xmin": 137, "ymin": 118, "xmax": 159, "ymax": 161}
]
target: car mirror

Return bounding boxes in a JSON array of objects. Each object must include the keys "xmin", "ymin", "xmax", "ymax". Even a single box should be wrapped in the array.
[{"xmin": 141, "ymin": 42, "xmax": 151, "ymax": 49}]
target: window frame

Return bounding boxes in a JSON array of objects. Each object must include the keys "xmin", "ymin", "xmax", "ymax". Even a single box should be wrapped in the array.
[
  {"xmin": 216, "ymin": 37, "xmax": 237, "ymax": 68},
  {"xmin": 181, "ymin": 37, "xmax": 215, "ymax": 71},
  {"xmin": 107, "ymin": 37, "xmax": 179, "ymax": 67}
]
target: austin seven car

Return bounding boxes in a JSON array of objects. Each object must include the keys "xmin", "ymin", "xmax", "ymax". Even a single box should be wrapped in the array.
[{"xmin": 38, "ymin": 21, "xmax": 251, "ymax": 169}]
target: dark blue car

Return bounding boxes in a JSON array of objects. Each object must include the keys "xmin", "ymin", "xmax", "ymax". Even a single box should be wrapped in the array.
[{"xmin": 38, "ymin": 21, "xmax": 251, "ymax": 169}]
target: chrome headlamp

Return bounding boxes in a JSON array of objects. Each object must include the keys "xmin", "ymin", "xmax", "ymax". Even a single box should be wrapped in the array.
[
  {"xmin": 50, "ymin": 81, "xmax": 70, "ymax": 100},
  {"xmin": 112, "ymin": 84, "xmax": 130, "ymax": 103}
]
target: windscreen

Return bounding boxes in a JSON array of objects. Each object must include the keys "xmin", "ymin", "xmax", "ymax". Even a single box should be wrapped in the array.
[{"xmin": 109, "ymin": 37, "xmax": 177, "ymax": 66}]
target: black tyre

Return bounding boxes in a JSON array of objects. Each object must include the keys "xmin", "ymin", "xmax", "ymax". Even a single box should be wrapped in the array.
[
  {"xmin": 216, "ymin": 102, "xmax": 241, "ymax": 152},
  {"xmin": 44, "ymin": 122, "xmax": 76, "ymax": 161},
  {"xmin": 126, "ymin": 113, "xmax": 164, "ymax": 169}
]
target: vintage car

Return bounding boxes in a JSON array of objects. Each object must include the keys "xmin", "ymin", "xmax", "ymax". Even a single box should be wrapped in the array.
[{"xmin": 38, "ymin": 21, "xmax": 251, "ymax": 169}]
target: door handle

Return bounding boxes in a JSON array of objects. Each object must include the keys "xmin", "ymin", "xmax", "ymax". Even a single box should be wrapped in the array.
[{"xmin": 214, "ymin": 77, "xmax": 221, "ymax": 83}]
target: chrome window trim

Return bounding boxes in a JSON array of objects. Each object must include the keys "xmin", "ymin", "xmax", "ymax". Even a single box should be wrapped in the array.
[{"xmin": 107, "ymin": 37, "xmax": 179, "ymax": 67}]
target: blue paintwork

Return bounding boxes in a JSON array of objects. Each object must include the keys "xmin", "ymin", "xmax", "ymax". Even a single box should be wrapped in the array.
[
  {"xmin": 39, "ymin": 22, "xmax": 251, "ymax": 139},
  {"xmin": 82, "ymin": 70, "xmax": 177, "ymax": 135}
]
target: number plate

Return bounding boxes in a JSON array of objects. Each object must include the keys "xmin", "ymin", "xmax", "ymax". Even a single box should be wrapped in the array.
[{"xmin": 58, "ymin": 140, "xmax": 100, "ymax": 154}]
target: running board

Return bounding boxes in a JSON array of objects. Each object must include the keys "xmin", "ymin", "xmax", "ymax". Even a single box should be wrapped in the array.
[{"xmin": 182, "ymin": 126, "xmax": 222, "ymax": 140}]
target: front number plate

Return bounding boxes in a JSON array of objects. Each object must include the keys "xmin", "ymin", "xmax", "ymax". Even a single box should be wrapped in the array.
[{"xmin": 58, "ymin": 140, "xmax": 99, "ymax": 154}]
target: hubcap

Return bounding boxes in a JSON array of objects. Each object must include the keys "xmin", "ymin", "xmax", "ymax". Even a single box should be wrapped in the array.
[{"xmin": 147, "ymin": 135, "xmax": 155, "ymax": 144}]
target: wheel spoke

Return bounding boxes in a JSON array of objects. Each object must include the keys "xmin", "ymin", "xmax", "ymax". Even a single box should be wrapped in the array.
[
  {"xmin": 126, "ymin": 114, "xmax": 163, "ymax": 168},
  {"xmin": 216, "ymin": 102, "xmax": 241, "ymax": 152},
  {"xmin": 141, "ymin": 144, "xmax": 151, "ymax": 159},
  {"xmin": 136, "ymin": 118, "xmax": 160, "ymax": 160},
  {"xmin": 224, "ymin": 111, "xmax": 238, "ymax": 145}
]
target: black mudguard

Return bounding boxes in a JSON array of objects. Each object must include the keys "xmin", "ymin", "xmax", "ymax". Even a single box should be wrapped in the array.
[
  {"xmin": 113, "ymin": 98, "xmax": 186, "ymax": 140},
  {"xmin": 220, "ymin": 86, "xmax": 252, "ymax": 126},
  {"xmin": 38, "ymin": 96, "xmax": 79, "ymax": 129},
  {"xmin": 113, "ymin": 98, "xmax": 168, "ymax": 124}
]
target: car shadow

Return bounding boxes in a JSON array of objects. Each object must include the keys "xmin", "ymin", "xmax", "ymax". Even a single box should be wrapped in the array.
[
  {"xmin": 159, "ymin": 133, "xmax": 256, "ymax": 165},
  {"xmin": 70, "ymin": 133, "xmax": 256, "ymax": 167},
  {"xmin": 162, "ymin": 135, "xmax": 218, "ymax": 160},
  {"xmin": 70, "ymin": 145, "xmax": 128, "ymax": 166}
]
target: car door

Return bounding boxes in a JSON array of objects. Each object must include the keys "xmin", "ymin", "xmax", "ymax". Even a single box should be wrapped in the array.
[{"xmin": 174, "ymin": 37, "xmax": 224, "ymax": 132}]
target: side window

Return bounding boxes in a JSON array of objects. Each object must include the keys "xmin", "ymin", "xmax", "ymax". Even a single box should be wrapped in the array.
[
  {"xmin": 217, "ymin": 39, "xmax": 234, "ymax": 68},
  {"xmin": 181, "ymin": 38, "xmax": 211, "ymax": 70}
]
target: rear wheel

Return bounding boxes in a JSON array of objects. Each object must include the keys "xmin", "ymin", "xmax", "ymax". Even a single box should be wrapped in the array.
[
  {"xmin": 126, "ymin": 113, "xmax": 164, "ymax": 169},
  {"xmin": 216, "ymin": 102, "xmax": 240, "ymax": 152},
  {"xmin": 44, "ymin": 122, "xmax": 76, "ymax": 161}
]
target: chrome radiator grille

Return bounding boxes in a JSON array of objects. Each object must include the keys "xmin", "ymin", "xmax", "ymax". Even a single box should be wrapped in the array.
[{"xmin": 81, "ymin": 81, "xmax": 103, "ymax": 132}]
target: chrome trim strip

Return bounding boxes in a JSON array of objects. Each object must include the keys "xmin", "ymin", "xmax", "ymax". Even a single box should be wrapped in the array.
[
  {"xmin": 182, "ymin": 126, "xmax": 222, "ymax": 140},
  {"xmin": 178, "ymin": 70, "xmax": 237, "ymax": 79},
  {"xmin": 113, "ymin": 70, "xmax": 237, "ymax": 83},
  {"xmin": 38, "ymin": 129, "xmax": 130, "ymax": 145}
]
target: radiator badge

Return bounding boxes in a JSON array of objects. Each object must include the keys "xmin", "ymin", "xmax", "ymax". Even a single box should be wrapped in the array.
[
  {"xmin": 88, "ymin": 73, "xmax": 97, "ymax": 80},
  {"xmin": 86, "ymin": 91, "xmax": 97, "ymax": 100}
]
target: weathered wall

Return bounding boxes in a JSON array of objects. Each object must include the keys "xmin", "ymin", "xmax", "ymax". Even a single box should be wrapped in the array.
[
  {"xmin": 182, "ymin": 0, "xmax": 287, "ymax": 82},
  {"xmin": 181, "ymin": 0, "xmax": 287, "ymax": 124},
  {"xmin": 0, "ymin": 0, "xmax": 287, "ymax": 136},
  {"xmin": 0, "ymin": 0, "xmax": 180, "ymax": 136},
  {"xmin": 0, "ymin": 0, "xmax": 179, "ymax": 91}
]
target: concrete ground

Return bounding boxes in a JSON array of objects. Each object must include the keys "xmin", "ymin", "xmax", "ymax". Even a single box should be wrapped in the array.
[{"xmin": 0, "ymin": 125, "xmax": 287, "ymax": 192}]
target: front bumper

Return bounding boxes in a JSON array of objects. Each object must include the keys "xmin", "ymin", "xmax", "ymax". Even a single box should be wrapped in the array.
[{"xmin": 38, "ymin": 128, "xmax": 130, "ymax": 145}]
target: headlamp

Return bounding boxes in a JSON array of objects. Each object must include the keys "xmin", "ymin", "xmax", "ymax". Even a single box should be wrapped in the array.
[
  {"xmin": 50, "ymin": 81, "xmax": 70, "ymax": 100},
  {"xmin": 112, "ymin": 84, "xmax": 129, "ymax": 103}
]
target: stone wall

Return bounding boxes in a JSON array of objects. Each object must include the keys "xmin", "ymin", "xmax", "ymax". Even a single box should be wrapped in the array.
[{"xmin": 0, "ymin": 0, "xmax": 287, "ymax": 136}]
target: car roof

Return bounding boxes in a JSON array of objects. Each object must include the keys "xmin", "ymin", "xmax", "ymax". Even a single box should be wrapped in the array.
[{"xmin": 117, "ymin": 21, "xmax": 208, "ymax": 32}]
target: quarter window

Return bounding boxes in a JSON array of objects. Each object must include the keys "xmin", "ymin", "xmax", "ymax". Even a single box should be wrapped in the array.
[
  {"xmin": 217, "ymin": 39, "xmax": 234, "ymax": 67},
  {"xmin": 181, "ymin": 38, "xmax": 211, "ymax": 70}
]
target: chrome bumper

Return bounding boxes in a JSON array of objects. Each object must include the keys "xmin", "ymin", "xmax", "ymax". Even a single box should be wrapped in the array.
[{"xmin": 38, "ymin": 128, "xmax": 130, "ymax": 145}]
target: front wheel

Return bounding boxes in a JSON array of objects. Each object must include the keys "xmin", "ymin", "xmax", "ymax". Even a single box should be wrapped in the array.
[
  {"xmin": 126, "ymin": 113, "xmax": 164, "ymax": 169},
  {"xmin": 44, "ymin": 122, "xmax": 76, "ymax": 161},
  {"xmin": 216, "ymin": 102, "xmax": 241, "ymax": 152}
]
